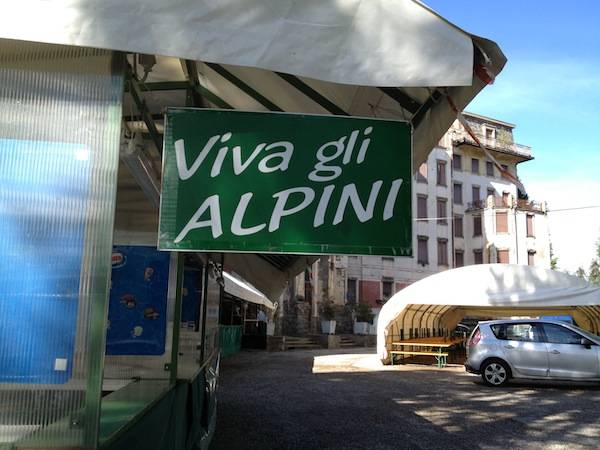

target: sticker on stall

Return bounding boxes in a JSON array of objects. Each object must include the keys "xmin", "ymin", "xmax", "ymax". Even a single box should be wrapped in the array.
[{"xmin": 106, "ymin": 245, "xmax": 170, "ymax": 355}]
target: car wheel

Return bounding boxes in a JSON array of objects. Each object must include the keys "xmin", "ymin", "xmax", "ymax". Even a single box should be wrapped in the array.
[{"xmin": 481, "ymin": 359, "xmax": 510, "ymax": 387}]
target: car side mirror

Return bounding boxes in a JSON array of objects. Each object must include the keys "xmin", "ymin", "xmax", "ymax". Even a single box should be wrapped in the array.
[{"xmin": 581, "ymin": 338, "xmax": 593, "ymax": 349}]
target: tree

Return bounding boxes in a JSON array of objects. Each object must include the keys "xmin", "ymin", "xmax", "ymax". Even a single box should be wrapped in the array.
[
  {"xmin": 579, "ymin": 237, "xmax": 600, "ymax": 286},
  {"xmin": 549, "ymin": 242, "xmax": 558, "ymax": 270},
  {"xmin": 589, "ymin": 260, "xmax": 600, "ymax": 286}
]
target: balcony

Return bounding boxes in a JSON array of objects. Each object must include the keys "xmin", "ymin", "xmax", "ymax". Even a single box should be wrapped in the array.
[
  {"xmin": 453, "ymin": 132, "xmax": 532, "ymax": 160},
  {"xmin": 466, "ymin": 196, "xmax": 546, "ymax": 213},
  {"xmin": 516, "ymin": 199, "xmax": 546, "ymax": 213},
  {"xmin": 466, "ymin": 199, "xmax": 487, "ymax": 211}
]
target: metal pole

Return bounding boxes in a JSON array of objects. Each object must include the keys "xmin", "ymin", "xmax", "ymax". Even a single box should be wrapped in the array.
[{"xmin": 169, "ymin": 253, "xmax": 185, "ymax": 385}]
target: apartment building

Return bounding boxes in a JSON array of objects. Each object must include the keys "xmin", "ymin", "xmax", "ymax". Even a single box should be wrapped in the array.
[{"xmin": 291, "ymin": 113, "xmax": 551, "ymax": 318}]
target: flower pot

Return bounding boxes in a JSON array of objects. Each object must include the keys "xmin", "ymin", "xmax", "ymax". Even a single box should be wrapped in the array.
[
  {"xmin": 353, "ymin": 321, "xmax": 369, "ymax": 335},
  {"xmin": 321, "ymin": 320, "xmax": 336, "ymax": 335}
]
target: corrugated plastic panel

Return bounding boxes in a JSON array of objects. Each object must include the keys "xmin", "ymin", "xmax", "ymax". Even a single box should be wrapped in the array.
[{"xmin": 0, "ymin": 40, "xmax": 122, "ymax": 447}]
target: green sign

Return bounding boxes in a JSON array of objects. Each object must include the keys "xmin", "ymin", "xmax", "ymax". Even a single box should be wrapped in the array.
[{"xmin": 159, "ymin": 109, "xmax": 412, "ymax": 256}]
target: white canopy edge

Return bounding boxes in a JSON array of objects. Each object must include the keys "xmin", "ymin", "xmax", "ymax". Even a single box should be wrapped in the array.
[
  {"xmin": 0, "ymin": 0, "xmax": 474, "ymax": 87},
  {"xmin": 224, "ymin": 271, "xmax": 275, "ymax": 310},
  {"xmin": 377, "ymin": 264, "xmax": 600, "ymax": 360}
]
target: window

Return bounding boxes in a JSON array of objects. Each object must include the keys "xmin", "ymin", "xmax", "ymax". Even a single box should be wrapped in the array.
[
  {"xmin": 473, "ymin": 215, "xmax": 482, "ymax": 236},
  {"xmin": 454, "ymin": 215, "xmax": 463, "ymax": 238},
  {"xmin": 485, "ymin": 127, "xmax": 495, "ymax": 140},
  {"xmin": 471, "ymin": 158, "xmax": 479, "ymax": 174},
  {"xmin": 417, "ymin": 162, "xmax": 427, "ymax": 183},
  {"xmin": 487, "ymin": 187, "xmax": 495, "ymax": 199},
  {"xmin": 491, "ymin": 323, "xmax": 541, "ymax": 342},
  {"xmin": 501, "ymin": 164, "xmax": 509, "ymax": 179},
  {"xmin": 382, "ymin": 278, "xmax": 394, "ymax": 300},
  {"xmin": 486, "ymin": 161, "xmax": 494, "ymax": 177},
  {"xmin": 528, "ymin": 250, "xmax": 535, "ymax": 266},
  {"xmin": 453, "ymin": 154, "xmax": 462, "ymax": 171},
  {"xmin": 436, "ymin": 198, "xmax": 447, "ymax": 224},
  {"xmin": 473, "ymin": 249, "xmax": 483, "ymax": 264},
  {"xmin": 497, "ymin": 249, "xmax": 509, "ymax": 264},
  {"xmin": 472, "ymin": 185, "xmax": 480, "ymax": 203},
  {"xmin": 417, "ymin": 195, "xmax": 427, "ymax": 219},
  {"xmin": 496, "ymin": 211, "xmax": 508, "ymax": 233},
  {"xmin": 346, "ymin": 278, "xmax": 357, "ymax": 305},
  {"xmin": 453, "ymin": 182, "xmax": 463, "ymax": 204},
  {"xmin": 542, "ymin": 323, "xmax": 584, "ymax": 345},
  {"xmin": 436, "ymin": 160, "xmax": 447, "ymax": 186},
  {"xmin": 526, "ymin": 214, "xmax": 535, "ymax": 237},
  {"xmin": 502, "ymin": 192, "xmax": 510, "ymax": 207},
  {"xmin": 455, "ymin": 250, "xmax": 464, "ymax": 267},
  {"xmin": 437, "ymin": 239, "xmax": 448, "ymax": 266},
  {"xmin": 382, "ymin": 256, "xmax": 394, "ymax": 268},
  {"xmin": 304, "ymin": 268, "xmax": 311, "ymax": 282},
  {"xmin": 303, "ymin": 268, "xmax": 313, "ymax": 302},
  {"xmin": 417, "ymin": 236, "xmax": 428, "ymax": 265}
]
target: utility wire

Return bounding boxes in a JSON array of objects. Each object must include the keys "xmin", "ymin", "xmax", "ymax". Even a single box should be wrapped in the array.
[
  {"xmin": 546, "ymin": 205, "xmax": 600, "ymax": 213},
  {"xmin": 413, "ymin": 205, "xmax": 600, "ymax": 222}
]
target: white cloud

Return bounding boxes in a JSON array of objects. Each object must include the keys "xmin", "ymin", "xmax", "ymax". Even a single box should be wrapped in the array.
[{"xmin": 527, "ymin": 179, "xmax": 600, "ymax": 274}]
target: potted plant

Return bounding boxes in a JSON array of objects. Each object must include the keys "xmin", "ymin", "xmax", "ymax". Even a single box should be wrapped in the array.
[
  {"xmin": 353, "ymin": 302, "xmax": 373, "ymax": 335},
  {"xmin": 320, "ymin": 300, "xmax": 336, "ymax": 334}
]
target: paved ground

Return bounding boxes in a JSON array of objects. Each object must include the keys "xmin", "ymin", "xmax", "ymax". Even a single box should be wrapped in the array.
[{"xmin": 211, "ymin": 348, "xmax": 600, "ymax": 450}]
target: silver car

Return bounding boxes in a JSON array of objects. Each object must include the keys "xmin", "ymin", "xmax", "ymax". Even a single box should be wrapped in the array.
[{"xmin": 465, "ymin": 319, "xmax": 600, "ymax": 386}]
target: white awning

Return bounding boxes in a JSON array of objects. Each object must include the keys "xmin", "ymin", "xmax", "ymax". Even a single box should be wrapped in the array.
[
  {"xmin": 1, "ymin": 2, "xmax": 508, "ymax": 301},
  {"xmin": 223, "ymin": 271, "xmax": 275, "ymax": 310},
  {"xmin": 377, "ymin": 264, "xmax": 600, "ymax": 362},
  {"xmin": 1, "ymin": 0, "xmax": 475, "ymax": 87}
]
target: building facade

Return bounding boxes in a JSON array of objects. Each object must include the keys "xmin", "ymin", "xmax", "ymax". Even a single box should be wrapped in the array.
[{"xmin": 282, "ymin": 113, "xmax": 551, "ymax": 334}]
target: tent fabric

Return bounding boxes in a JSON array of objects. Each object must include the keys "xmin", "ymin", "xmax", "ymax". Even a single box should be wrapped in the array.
[
  {"xmin": 0, "ymin": 0, "xmax": 474, "ymax": 87},
  {"xmin": 223, "ymin": 272, "xmax": 275, "ymax": 310},
  {"xmin": 377, "ymin": 264, "xmax": 600, "ymax": 362},
  {"xmin": 1, "ymin": 2, "xmax": 507, "ymax": 300}
]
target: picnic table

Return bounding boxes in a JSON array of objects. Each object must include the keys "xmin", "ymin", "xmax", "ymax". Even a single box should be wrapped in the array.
[{"xmin": 390, "ymin": 336, "xmax": 465, "ymax": 368}]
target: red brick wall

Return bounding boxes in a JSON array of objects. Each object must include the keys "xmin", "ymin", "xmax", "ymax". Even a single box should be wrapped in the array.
[
  {"xmin": 395, "ymin": 282, "xmax": 409, "ymax": 293},
  {"xmin": 359, "ymin": 280, "xmax": 380, "ymax": 307}
]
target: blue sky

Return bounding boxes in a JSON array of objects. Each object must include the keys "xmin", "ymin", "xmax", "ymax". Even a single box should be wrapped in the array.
[{"xmin": 423, "ymin": 0, "xmax": 600, "ymax": 273}]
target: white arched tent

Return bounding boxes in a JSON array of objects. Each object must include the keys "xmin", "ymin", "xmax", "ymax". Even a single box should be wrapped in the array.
[{"xmin": 377, "ymin": 264, "xmax": 600, "ymax": 363}]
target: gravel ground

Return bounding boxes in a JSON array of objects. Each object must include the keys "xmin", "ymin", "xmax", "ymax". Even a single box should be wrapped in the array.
[{"xmin": 211, "ymin": 348, "xmax": 600, "ymax": 450}]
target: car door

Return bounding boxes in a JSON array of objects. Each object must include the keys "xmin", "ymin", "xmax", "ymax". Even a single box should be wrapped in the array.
[
  {"xmin": 498, "ymin": 322, "xmax": 548, "ymax": 378},
  {"xmin": 541, "ymin": 323, "xmax": 600, "ymax": 379}
]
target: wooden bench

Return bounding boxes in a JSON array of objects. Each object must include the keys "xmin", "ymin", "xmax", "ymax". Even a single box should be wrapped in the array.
[
  {"xmin": 390, "ymin": 350, "xmax": 449, "ymax": 357},
  {"xmin": 389, "ymin": 339, "xmax": 460, "ymax": 368}
]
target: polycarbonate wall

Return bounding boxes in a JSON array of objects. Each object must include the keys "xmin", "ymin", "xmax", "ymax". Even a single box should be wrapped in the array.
[{"xmin": 0, "ymin": 40, "xmax": 123, "ymax": 448}]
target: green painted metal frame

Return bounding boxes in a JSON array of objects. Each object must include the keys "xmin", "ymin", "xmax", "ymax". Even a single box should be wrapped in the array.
[
  {"xmin": 379, "ymin": 87, "xmax": 421, "ymax": 114},
  {"xmin": 275, "ymin": 72, "xmax": 349, "ymax": 115},
  {"xmin": 127, "ymin": 68, "xmax": 164, "ymax": 153},
  {"xmin": 206, "ymin": 63, "xmax": 283, "ymax": 111}
]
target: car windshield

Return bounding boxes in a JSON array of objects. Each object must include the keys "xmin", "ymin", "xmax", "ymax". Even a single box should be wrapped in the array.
[{"xmin": 565, "ymin": 323, "xmax": 600, "ymax": 342}]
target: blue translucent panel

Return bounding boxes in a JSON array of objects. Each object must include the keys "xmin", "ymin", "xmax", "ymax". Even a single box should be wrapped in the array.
[
  {"xmin": 106, "ymin": 246, "xmax": 170, "ymax": 356},
  {"xmin": 0, "ymin": 139, "xmax": 89, "ymax": 384}
]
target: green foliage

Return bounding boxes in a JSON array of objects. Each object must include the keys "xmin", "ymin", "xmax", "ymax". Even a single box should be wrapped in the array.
[
  {"xmin": 549, "ymin": 242, "xmax": 558, "ymax": 270},
  {"xmin": 589, "ymin": 260, "xmax": 600, "ymax": 286},
  {"xmin": 577, "ymin": 237, "xmax": 600, "ymax": 286},
  {"xmin": 321, "ymin": 300, "xmax": 336, "ymax": 321},
  {"xmin": 355, "ymin": 302, "xmax": 374, "ymax": 323}
]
